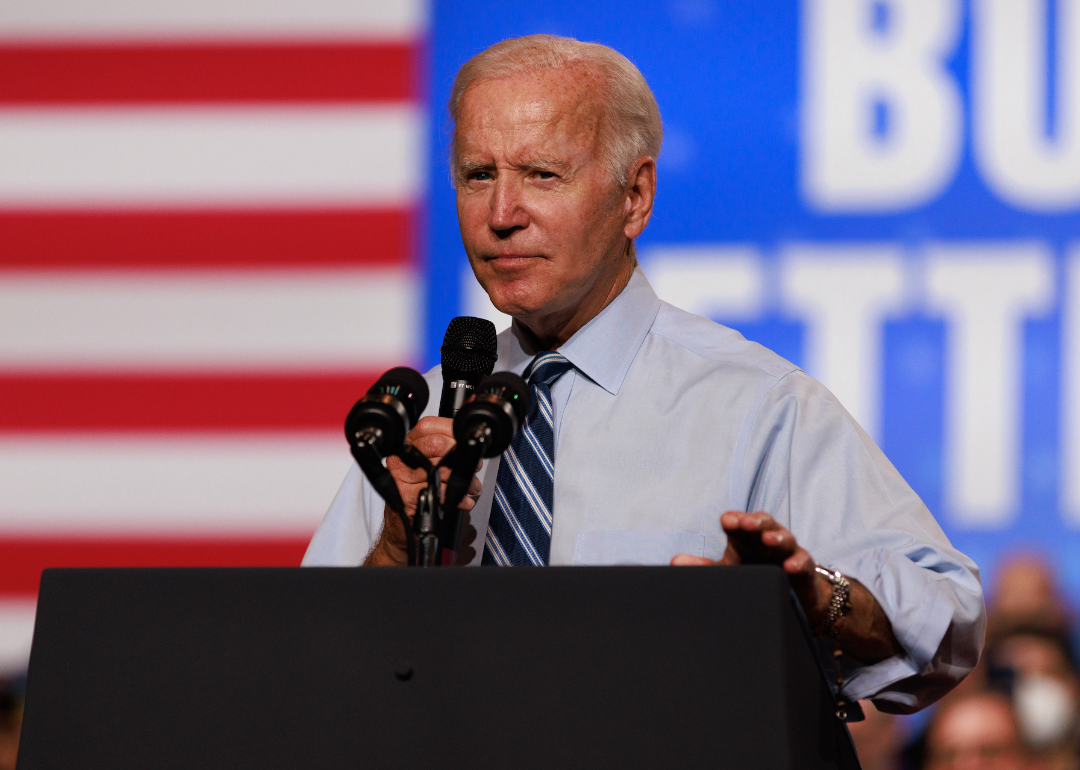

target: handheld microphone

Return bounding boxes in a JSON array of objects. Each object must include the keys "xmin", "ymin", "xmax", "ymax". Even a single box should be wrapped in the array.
[
  {"xmin": 439, "ymin": 372, "xmax": 530, "ymax": 563},
  {"xmin": 345, "ymin": 366, "xmax": 429, "ymax": 517},
  {"xmin": 439, "ymin": 317, "xmax": 498, "ymax": 418}
]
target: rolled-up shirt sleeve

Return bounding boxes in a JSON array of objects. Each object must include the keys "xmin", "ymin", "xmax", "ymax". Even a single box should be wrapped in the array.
[
  {"xmin": 742, "ymin": 370, "xmax": 986, "ymax": 713},
  {"xmin": 302, "ymin": 463, "xmax": 382, "ymax": 567}
]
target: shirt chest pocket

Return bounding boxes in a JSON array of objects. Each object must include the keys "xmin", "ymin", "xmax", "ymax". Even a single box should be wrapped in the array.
[{"xmin": 572, "ymin": 530, "xmax": 706, "ymax": 566}]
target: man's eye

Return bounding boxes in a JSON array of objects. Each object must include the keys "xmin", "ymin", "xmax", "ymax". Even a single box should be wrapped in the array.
[
  {"xmin": 535, "ymin": 171, "xmax": 556, "ymax": 180},
  {"xmin": 470, "ymin": 171, "xmax": 492, "ymax": 181}
]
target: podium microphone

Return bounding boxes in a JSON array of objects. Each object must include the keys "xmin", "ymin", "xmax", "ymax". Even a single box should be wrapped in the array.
[
  {"xmin": 439, "ymin": 317, "xmax": 498, "ymax": 417},
  {"xmin": 345, "ymin": 366, "xmax": 429, "ymax": 522},
  {"xmin": 439, "ymin": 372, "xmax": 530, "ymax": 563},
  {"xmin": 453, "ymin": 372, "xmax": 531, "ymax": 461}
]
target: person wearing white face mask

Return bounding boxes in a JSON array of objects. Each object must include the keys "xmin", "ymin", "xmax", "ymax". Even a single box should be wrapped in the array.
[
  {"xmin": 1013, "ymin": 673, "xmax": 1076, "ymax": 753},
  {"xmin": 989, "ymin": 625, "xmax": 1080, "ymax": 769}
]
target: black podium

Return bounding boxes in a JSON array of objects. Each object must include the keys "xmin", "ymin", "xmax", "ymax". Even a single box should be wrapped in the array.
[{"xmin": 18, "ymin": 566, "xmax": 860, "ymax": 769}]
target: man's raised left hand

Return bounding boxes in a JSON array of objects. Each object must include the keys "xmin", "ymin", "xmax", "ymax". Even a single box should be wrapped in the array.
[
  {"xmin": 671, "ymin": 511, "xmax": 831, "ymax": 627},
  {"xmin": 671, "ymin": 511, "xmax": 901, "ymax": 664}
]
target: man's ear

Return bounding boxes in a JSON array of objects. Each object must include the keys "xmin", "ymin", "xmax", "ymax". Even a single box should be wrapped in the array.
[{"xmin": 622, "ymin": 156, "xmax": 657, "ymax": 240}]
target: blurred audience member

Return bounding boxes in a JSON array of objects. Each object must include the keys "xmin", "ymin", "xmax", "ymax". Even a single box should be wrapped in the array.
[
  {"xmin": 989, "ymin": 555, "xmax": 1072, "ymax": 637},
  {"xmin": 923, "ymin": 691, "xmax": 1039, "ymax": 770},
  {"xmin": 0, "ymin": 679, "xmax": 21, "ymax": 770},
  {"xmin": 850, "ymin": 699, "xmax": 904, "ymax": 770},
  {"xmin": 873, "ymin": 550, "xmax": 1080, "ymax": 770},
  {"xmin": 986, "ymin": 625, "xmax": 1079, "ymax": 769},
  {"xmin": 983, "ymin": 553, "xmax": 1079, "ymax": 770}
]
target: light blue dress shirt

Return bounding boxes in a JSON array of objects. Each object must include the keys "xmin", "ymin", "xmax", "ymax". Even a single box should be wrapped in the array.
[{"xmin": 304, "ymin": 266, "xmax": 985, "ymax": 712}]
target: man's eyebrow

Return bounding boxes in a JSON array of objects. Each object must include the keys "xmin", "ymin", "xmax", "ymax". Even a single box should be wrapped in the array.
[
  {"xmin": 521, "ymin": 157, "xmax": 571, "ymax": 173},
  {"xmin": 456, "ymin": 159, "xmax": 491, "ymax": 176},
  {"xmin": 455, "ymin": 157, "xmax": 572, "ymax": 175}
]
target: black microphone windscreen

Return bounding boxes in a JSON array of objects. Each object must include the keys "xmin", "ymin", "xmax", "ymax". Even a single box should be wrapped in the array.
[
  {"xmin": 368, "ymin": 366, "xmax": 430, "ymax": 424},
  {"xmin": 479, "ymin": 371, "xmax": 531, "ymax": 422},
  {"xmin": 441, "ymin": 316, "xmax": 498, "ymax": 377}
]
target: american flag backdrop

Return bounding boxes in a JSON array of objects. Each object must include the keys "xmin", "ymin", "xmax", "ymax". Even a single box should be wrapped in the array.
[{"xmin": 0, "ymin": 0, "xmax": 426, "ymax": 672}]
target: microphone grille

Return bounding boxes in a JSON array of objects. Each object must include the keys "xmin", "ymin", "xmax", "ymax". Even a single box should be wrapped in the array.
[{"xmin": 441, "ymin": 316, "xmax": 498, "ymax": 376}]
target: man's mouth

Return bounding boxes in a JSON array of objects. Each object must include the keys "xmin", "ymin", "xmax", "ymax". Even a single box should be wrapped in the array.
[{"xmin": 483, "ymin": 254, "xmax": 542, "ymax": 267}]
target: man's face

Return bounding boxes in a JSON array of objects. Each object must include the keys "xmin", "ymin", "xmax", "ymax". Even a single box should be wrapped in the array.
[{"xmin": 453, "ymin": 67, "xmax": 632, "ymax": 329}]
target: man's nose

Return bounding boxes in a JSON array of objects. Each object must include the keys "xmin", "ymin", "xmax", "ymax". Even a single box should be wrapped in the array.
[{"xmin": 488, "ymin": 177, "xmax": 529, "ymax": 232}]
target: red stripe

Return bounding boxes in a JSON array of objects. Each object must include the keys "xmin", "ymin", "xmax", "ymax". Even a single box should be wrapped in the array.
[
  {"xmin": 0, "ymin": 537, "xmax": 311, "ymax": 596},
  {"xmin": 0, "ymin": 372, "xmax": 387, "ymax": 432},
  {"xmin": 0, "ymin": 42, "xmax": 416, "ymax": 104},
  {"xmin": 0, "ymin": 209, "xmax": 412, "ymax": 269}
]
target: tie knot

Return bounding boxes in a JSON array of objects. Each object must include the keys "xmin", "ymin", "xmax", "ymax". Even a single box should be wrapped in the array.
[{"xmin": 524, "ymin": 351, "xmax": 573, "ymax": 387}]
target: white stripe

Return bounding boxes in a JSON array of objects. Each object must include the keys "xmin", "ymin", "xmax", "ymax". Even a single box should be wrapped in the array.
[
  {"xmin": 493, "ymin": 486, "xmax": 543, "ymax": 565},
  {"xmin": 530, "ymin": 354, "xmax": 567, "ymax": 379},
  {"xmin": 522, "ymin": 424, "xmax": 554, "ymax": 478},
  {"xmin": 0, "ymin": 433, "xmax": 350, "ymax": 534},
  {"xmin": 503, "ymin": 447, "xmax": 552, "ymax": 531},
  {"xmin": 0, "ymin": 0, "xmax": 425, "ymax": 42},
  {"xmin": 536, "ymin": 388, "xmax": 554, "ymax": 425},
  {"xmin": 0, "ymin": 599, "xmax": 35, "ymax": 675},
  {"xmin": 0, "ymin": 269, "xmax": 417, "ymax": 371},
  {"xmin": 0, "ymin": 106, "xmax": 423, "ymax": 210},
  {"xmin": 503, "ymin": 447, "xmax": 550, "ymax": 528},
  {"xmin": 494, "ymin": 485, "xmax": 544, "ymax": 565},
  {"xmin": 521, "ymin": 418, "xmax": 554, "ymax": 476},
  {"xmin": 484, "ymin": 529, "xmax": 510, "ymax": 566},
  {"xmin": 503, "ymin": 511, "xmax": 544, "ymax": 566}
]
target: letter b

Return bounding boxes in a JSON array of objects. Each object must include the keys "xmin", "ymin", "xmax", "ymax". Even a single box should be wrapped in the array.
[{"xmin": 801, "ymin": 0, "xmax": 964, "ymax": 211}]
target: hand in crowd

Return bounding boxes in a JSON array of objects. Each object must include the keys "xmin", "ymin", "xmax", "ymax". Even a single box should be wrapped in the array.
[{"xmin": 364, "ymin": 416, "xmax": 482, "ymax": 566}]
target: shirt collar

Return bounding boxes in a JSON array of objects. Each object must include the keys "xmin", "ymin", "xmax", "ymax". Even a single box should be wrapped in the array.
[{"xmin": 501, "ymin": 265, "xmax": 661, "ymax": 395}]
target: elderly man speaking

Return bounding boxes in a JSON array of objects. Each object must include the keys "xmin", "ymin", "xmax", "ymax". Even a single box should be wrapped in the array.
[{"xmin": 304, "ymin": 35, "xmax": 984, "ymax": 713}]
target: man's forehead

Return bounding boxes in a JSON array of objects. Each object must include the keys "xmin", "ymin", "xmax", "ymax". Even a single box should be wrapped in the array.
[
  {"xmin": 455, "ymin": 67, "xmax": 604, "ymax": 153},
  {"xmin": 467, "ymin": 64, "xmax": 600, "ymax": 107}
]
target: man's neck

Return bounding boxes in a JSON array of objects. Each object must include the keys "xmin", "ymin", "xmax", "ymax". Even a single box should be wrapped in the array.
[{"xmin": 518, "ymin": 255, "xmax": 636, "ymax": 350}]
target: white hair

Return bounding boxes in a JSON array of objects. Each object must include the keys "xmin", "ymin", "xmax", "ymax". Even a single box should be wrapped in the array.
[{"xmin": 448, "ymin": 34, "xmax": 662, "ymax": 187}]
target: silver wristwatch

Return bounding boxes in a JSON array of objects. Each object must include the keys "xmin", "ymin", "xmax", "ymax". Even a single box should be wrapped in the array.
[{"xmin": 813, "ymin": 565, "xmax": 851, "ymax": 638}]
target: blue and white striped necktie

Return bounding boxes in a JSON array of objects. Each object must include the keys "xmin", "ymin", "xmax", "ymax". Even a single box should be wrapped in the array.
[{"xmin": 482, "ymin": 351, "xmax": 574, "ymax": 566}]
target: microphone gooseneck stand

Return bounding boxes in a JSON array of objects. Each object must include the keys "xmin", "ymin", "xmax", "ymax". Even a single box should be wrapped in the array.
[
  {"xmin": 395, "ymin": 446, "xmax": 445, "ymax": 567},
  {"xmin": 397, "ymin": 437, "xmax": 486, "ymax": 567},
  {"xmin": 434, "ymin": 423, "xmax": 497, "ymax": 566},
  {"xmin": 348, "ymin": 435, "xmax": 458, "ymax": 568},
  {"xmin": 348, "ymin": 432, "xmax": 418, "ymax": 567},
  {"xmin": 349, "ymin": 439, "xmax": 467, "ymax": 568}
]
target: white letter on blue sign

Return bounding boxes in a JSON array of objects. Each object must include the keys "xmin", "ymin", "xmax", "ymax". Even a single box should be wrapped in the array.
[
  {"xmin": 640, "ymin": 245, "xmax": 764, "ymax": 321},
  {"xmin": 973, "ymin": 0, "xmax": 1080, "ymax": 211},
  {"xmin": 1059, "ymin": 249, "xmax": 1080, "ymax": 523},
  {"xmin": 780, "ymin": 245, "xmax": 906, "ymax": 440},
  {"xmin": 801, "ymin": 0, "xmax": 963, "ymax": 211},
  {"xmin": 925, "ymin": 244, "xmax": 1054, "ymax": 526}
]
